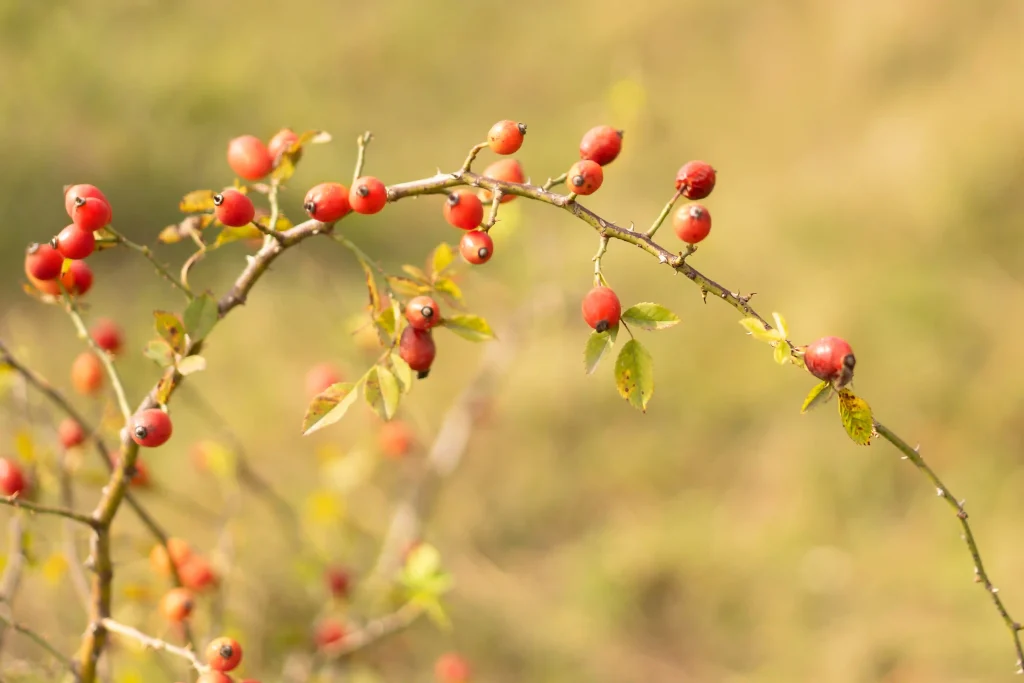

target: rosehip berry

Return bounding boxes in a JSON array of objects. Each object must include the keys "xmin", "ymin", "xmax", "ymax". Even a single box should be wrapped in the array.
[
  {"xmin": 268, "ymin": 127, "xmax": 299, "ymax": 161},
  {"xmin": 196, "ymin": 673, "xmax": 232, "ymax": 683},
  {"xmin": 179, "ymin": 555, "xmax": 218, "ymax": 592},
  {"xmin": 227, "ymin": 135, "xmax": 273, "ymax": 180},
  {"xmin": 803, "ymin": 336, "xmax": 856, "ymax": 389},
  {"xmin": 567, "ymin": 160, "xmax": 603, "ymax": 195},
  {"xmin": 71, "ymin": 351, "xmax": 104, "ymax": 395},
  {"xmin": 443, "ymin": 190, "xmax": 484, "ymax": 230},
  {"xmin": 0, "ymin": 459, "xmax": 28, "ymax": 497},
  {"xmin": 305, "ymin": 362, "xmax": 343, "ymax": 398},
  {"xmin": 459, "ymin": 231, "xmax": 493, "ymax": 265},
  {"xmin": 481, "ymin": 159, "xmax": 525, "ymax": 204},
  {"xmin": 25, "ymin": 243, "xmax": 64, "ymax": 281},
  {"xmin": 487, "ymin": 120, "xmax": 527, "ymax": 155},
  {"xmin": 579, "ymin": 125, "xmax": 624, "ymax": 166},
  {"xmin": 304, "ymin": 182, "xmax": 350, "ymax": 222},
  {"xmin": 675, "ymin": 160, "xmax": 716, "ymax": 199},
  {"xmin": 405, "ymin": 296, "xmax": 440, "ymax": 330},
  {"xmin": 672, "ymin": 203, "xmax": 712, "ymax": 245},
  {"xmin": 58, "ymin": 418, "xmax": 86, "ymax": 449},
  {"xmin": 150, "ymin": 538, "xmax": 192, "ymax": 576},
  {"xmin": 27, "ymin": 273, "xmax": 61, "ymax": 297},
  {"xmin": 378, "ymin": 420, "xmax": 414, "ymax": 459},
  {"xmin": 206, "ymin": 637, "xmax": 243, "ymax": 672},
  {"xmin": 349, "ymin": 176, "xmax": 387, "ymax": 214},
  {"xmin": 213, "ymin": 190, "xmax": 255, "ymax": 227},
  {"xmin": 54, "ymin": 224, "xmax": 96, "ymax": 260},
  {"xmin": 71, "ymin": 196, "xmax": 112, "ymax": 232},
  {"xmin": 129, "ymin": 459, "xmax": 151, "ymax": 488},
  {"xmin": 399, "ymin": 326, "xmax": 436, "ymax": 378},
  {"xmin": 325, "ymin": 566, "xmax": 352, "ymax": 598},
  {"xmin": 62, "ymin": 260, "xmax": 93, "ymax": 296},
  {"xmin": 130, "ymin": 408, "xmax": 173, "ymax": 448},
  {"xmin": 64, "ymin": 184, "xmax": 108, "ymax": 218},
  {"xmin": 90, "ymin": 318, "xmax": 124, "ymax": 356},
  {"xmin": 314, "ymin": 617, "xmax": 346, "ymax": 649},
  {"xmin": 581, "ymin": 286, "xmax": 621, "ymax": 333},
  {"xmin": 435, "ymin": 652, "xmax": 471, "ymax": 683},
  {"xmin": 159, "ymin": 587, "xmax": 195, "ymax": 622}
]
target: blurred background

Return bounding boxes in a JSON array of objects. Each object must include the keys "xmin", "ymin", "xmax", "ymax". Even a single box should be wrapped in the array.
[{"xmin": 1, "ymin": 1, "xmax": 1023, "ymax": 681}]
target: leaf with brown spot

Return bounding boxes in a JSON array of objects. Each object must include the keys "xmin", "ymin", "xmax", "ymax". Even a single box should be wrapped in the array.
[
  {"xmin": 302, "ymin": 382, "xmax": 360, "ymax": 436},
  {"xmin": 153, "ymin": 311, "xmax": 185, "ymax": 355},
  {"xmin": 837, "ymin": 389, "xmax": 874, "ymax": 445},
  {"xmin": 614, "ymin": 339, "xmax": 654, "ymax": 412}
]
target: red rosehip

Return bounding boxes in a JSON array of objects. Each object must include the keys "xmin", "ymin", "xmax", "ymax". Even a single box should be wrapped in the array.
[
  {"xmin": 305, "ymin": 362, "xmax": 343, "ymax": 398},
  {"xmin": 27, "ymin": 273, "xmax": 62, "ymax": 297},
  {"xmin": 25, "ymin": 243, "xmax": 64, "ymax": 281},
  {"xmin": 64, "ymin": 184, "xmax": 108, "ymax": 218},
  {"xmin": 487, "ymin": 120, "xmax": 527, "ymax": 155},
  {"xmin": 325, "ymin": 566, "xmax": 352, "ymax": 598},
  {"xmin": 443, "ymin": 190, "xmax": 484, "ymax": 230},
  {"xmin": 227, "ymin": 135, "xmax": 273, "ymax": 180},
  {"xmin": 58, "ymin": 418, "xmax": 86, "ymax": 449},
  {"xmin": 567, "ymin": 160, "xmax": 603, "ymax": 195},
  {"xmin": 314, "ymin": 617, "xmax": 346, "ymax": 649},
  {"xmin": 803, "ymin": 336, "xmax": 856, "ymax": 389},
  {"xmin": 672, "ymin": 203, "xmax": 711, "ymax": 245},
  {"xmin": 459, "ymin": 231, "xmax": 493, "ymax": 265},
  {"xmin": 675, "ymin": 160, "xmax": 716, "ymax": 199},
  {"xmin": 399, "ymin": 326, "xmax": 436, "ymax": 377},
  {"xmin": 268, "ymin": 127, "xmax": 299, "ymax": 162},
  {"xmin": 62, "ymin": 260, "xmax": 93, "ymax": 296},
  {"xmin": 54, "ymin": 224, "xmax": 96, "ymax": 260},
  {"xmin": 0, "ymin": 459, "xmax": 28, "ymax": 497},
  {"xmin": 581, "ymin": 286, "xmax": 621, "ymax": 333},
  {"xmin": 131, "ymin": 409, "xmax": 173, "ymax": 448},
  {"xmin": 196, "ymin": 673, "xmax": 232, "ymax": 683},
  {"xmin": 179, "ymin": 555, "xmax": 219, "ymax": 592},
  {"xmin": 303, "ymin": 182, "xmax": 350, "ymax": 222},
  {"xmin": 405, "ymin": 296, "xmax": 440, "ymax": 331},
  {"xmin": 378, "ymin": 420, "xmax": 415, "ymax": 459},
  {"xmin": 71, "ymin": 196, "xmax": 112, "ymax": 232},
  {"xmin": 206, "ymin": 637, "xmax": 243, "ymax": 672},
  {"xmin": 160, "ymin": 588, "xmax": 194, "ymax": 622},
  {"xmin": 128, "ymin": 459, "xmax": 151, "ymax": 488},
  {"xmin": 579, "ymin": 125, "xmax": 624, "ymax": 166},
  {"xmin": 480, "ymin": 159, "xmax": 525, "ymax": 204},
  {"xmin": 214, "ymin": 190, "xmax": 255, "ymax": 228},
  {"xmin": 150, "ymin": 538, "xmax": 192, "ymax": 576},
  {"xmin": 435, "ymin": 652, "xmax": 471, "ymax": 683},
  {"xmin": 90, "ymin": 318, "xmax": 124, "ymax": 356},
  {"xmin": 349, "ymin": 176, "xmax": 387, "ymax": 214},
  {"xmin": 71, "ymin": 351, "xmax": 104, "ymax": 395}
]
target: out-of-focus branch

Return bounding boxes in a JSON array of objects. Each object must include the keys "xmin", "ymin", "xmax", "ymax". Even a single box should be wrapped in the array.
[
  {"xmin": 100, "ymin": 619, "xmax": 207, "ymax": 674},
  {"xmin": 0, "ymin": 611, "xmax": 77, "ymax": 679},
  {"xmin": 0, "ymin": 496, "xmax": 100, "ymax": 528},
  {"xmin": 0, "ymin": 516, "xmax": 28, "ymax": 657}
]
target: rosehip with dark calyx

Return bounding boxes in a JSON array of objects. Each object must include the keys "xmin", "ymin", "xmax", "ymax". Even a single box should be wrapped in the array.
[
  {"xmin": 131, "ymin": 409, "xmax": 173, "ymax": 448},
  {"xmin": 480, "ymin": 159, "xmax": 524, "ymax": 203},
  {"xmin": 487, "ymin": 120, "xmax": 527, "ymax": 155},
  {"xmin": 227, "ymin": 134, "xmax": 273, "ymax": 180},
  {"xmin": 581, "ymin": 286, "xmax": 621, "ymax": 333},
  {"xmin": 25, "ymin": 243, "xmax": 64, "ymax": 280},
  {"xmin": 54, "ymin": 224, "xmax": 96, "ymax": 260},
  {"xmin": 206, "ymin": 637, "xmax": 243, "ymax": 672},
  {"xmin": 160, "ymin": 587, "xmax": 195, "ymax": 622},
  {"xmin": 0, "ymin": 459, "xmax": 28, "ymax": 497},
  {"xmin": 71, "ymin": 351, "xmax": 104, "ymax": 395},
  {"xmin": 672, "ymin": 203, "xmax": 711, "ymax": 244},
  {"xmin": 443, "ymin": 190, "xmax": 484, "ymax": 230},
  {"xmin": 179, "ymin": 555, "xmax": 218, "ymax": 591},
  {"xmin": 58, "ymin": 418, "xmax": 86, "ymax": 448},
  {"xmin": 399, "ymin": 326, "xmax": 436, "ymax": 377},
  {"xmin": 579, "ymin": 125, "xmax": 624, "ymax": 166},
  {"xmin": 64, "ymin": 184, "xmax": 108, "ymax": 217},
  {"xmin": 268, "ymin": 127, "xmax": 299, "ymax": 161},
  {"xmin": 349, "ymin": 176, "xmax": 387, "ymax": 214},
  {"xmin": 460, "ymin": 231, "xmax": 493, "ymax": 265},
  {"xmin": 435, "ymin": 652, "xmax": 472, "ymax": 683},
  {"xmin": 214, "ymin": 190, "xmax": 255, "ymax": 227},
  {"xmin": 803, "ymin": 336, "xmax": 856, "ymax": 389},
  {"xmin": 304, "ymin": 182, "xmax": 350, "ymax": 222},
  {"xmin": 675, "ymin": 160, "xmax": 716, "ymax": 199},
  {"xmin": 62, "ymin": 260, "xmax": 93, "ymax": 296},
  {"xmin": 406, "ymin": 296, "xmax": 440, "ymax": 330},
  {"xmin": 71, "ymin": 196, "xmax": 112, "ymax": 232},
  {"xmin": 567, "ymin": 160, "xmax": 603, "ymax": 195},
  {"xmin": 91, "ymin": 318, "xmax": 124, "ymax": 355}
]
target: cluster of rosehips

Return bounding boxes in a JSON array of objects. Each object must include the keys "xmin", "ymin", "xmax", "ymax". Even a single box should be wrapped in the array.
[{"xmin": 399, "ymin": 295, "xmax": 441, "ymax": 378}]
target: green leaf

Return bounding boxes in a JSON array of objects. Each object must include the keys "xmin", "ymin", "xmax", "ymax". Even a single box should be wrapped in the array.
[
  {"xmin": 176, "ymin": 355, "xmax": 206, "ymax": 376},
  {"xmin": 800, "ymin": 380, "xmax": 833, "ymax": 413},
  {"xmin": 183, "ymin": 294, "xmax": 218, "ymax": 343},
  {"xmin": 773, "ymin": 342, "xmax": 791, "ymax": 365},
  {"xmin": 620, "ymin": 303, "xmax": 680, "ymax": 331},
  {"xmin": 433, "ymin": 277, "xmax": 463, "ymax": 302},
  {"xmin": 772, "ymin": 312, "xmax": 789, "ymax": 339},
  {"xmin": 213, "ymin": 224, "xmax": 261, "ymax": 247},
  {"xmin": 359, "ymin": 258, "xmax": 381, "ymax": 313},
  {"xmin": 583, "ymin": 327, "xmax": 617, "ymax": 375},
  {"xmin": 377, "ymin": 305, "xmax": 399, "ymax": 340},
  {"xmin": 403, "ymin": 543, "xmax": 442, "ymax": 584},
  {"xmin": 143, "ymin": 339, "xmax": 175, "ymax": 368},
  {"xmin": 739, "ymin": 317, "xmax": 784, "ymax": 343},
  {"xmin": 440, "ymin": 314, "xmax": 496, "ymax": 342},
  {"xmin": 401, "ymin": 264, "xmax": 431, "ymax": 284},
  {"xmin": 302, "ymin": 382, "xmax": 360, "ymax": 436},
  {"xmin": 430, "ymin": 243, "xmax": 455, "ymax": 278},
  {"xmin": 153, "ymin": 311, "xmax": 185, "ymax": 355},
  {"xmin": 390, "ymin": 352, "xmax": 414, "ymax": 394},
  {"xmin": 179, "ymin": 189, "xmax": 217, "ymax": 214},
  {"xmin": 837, "ymin": 389, "xmax": 874, "ymax": 445},
  {"xmin": 614, "ymin": 339, "xmax": 654, "ymax": 412},
  {"xmin": 411, "ymin": 592, "xmax": 452, "ymax": 630},
  {"xmin": 387, "ymin": 276, "xmax": 426, "ymax": 297},
  {"xmin": 364, "ymin": 366, "xmax": 400, "ymax": 420}
]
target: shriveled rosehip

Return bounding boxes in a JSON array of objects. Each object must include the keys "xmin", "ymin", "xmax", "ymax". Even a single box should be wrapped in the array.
[
  {"xmin": 459, "ymin": 231, "xmax": 493, "ymax": 265},
  {"xmin": 62, "ymin": 260, "xmax": 93, "ymax": 296},
  {"xmin": 804, "ymin": 336, "xmax": 856, "ymax": 389},
  {"xmin": 672, "ymin": 203, "xmax": 711, "ymax": 245},
  {"xmin": 90, "ymin": 319, "xmax": 124, "ymax": 356},
  {"xmin": 305, "ymin": 363, "xmax": 342, "ymax": 398},
  {"xmin": 206, "ymin": 637, "xmax": 243, "ymax": 672},
  {"xmin": 435, "ymin": 652, "xmax": 471, "ymax": 683},
  {"xmin": 150, "ymin": 538, "xmax": 192, "ymax": 576},
  {"xmin": 71, "ymin": 196, "xmax": 112, "ymax": 232},
  {"xmin": 58, "ymin": 418, "xmax": 86, "ymax": 449},
  {"xmin": 579, "ymin": 125, "xmax": 624, "ymax": 166},
  {"xmin": 487, "ymin": 120, "xmax": 527, "ymax": 155},
  {"xmin": 314, "ymin": 617, "xmax": 346, "ymax": 649},
  {"xmin": 71, "ymin": 351, "xmax": 104, "ymax": 395},
  {"xmin": 214, "ymin": 190, "xmax": 255, "ymax": 227},
  {"xmin": 159, "ymin": 587, "xmax": 195, "ymax": 622},
  {"xmin": 54, "ymin": 224, "xmax": 95, "ymax": 260},
  {"xmin": 349, "ymin": 176, "xmax": 387, "ymax": 214},
  {"xmin": 378, "ymin": 420, "xmax": 414, "ymax": 459},
  {"xmin": 405, "ymin": 296, "xmax": 440, "ymax": 331},
  {"xmin": 0, "ymin": 459, "xmax": 28, "ymax": 497},
  {"xmin": 325, "ymin": 566, "xmax": 352, "ymax": 599},
  {"xmin": 179, "ymin": 555, "xmax": 218, "ymax": 591},
  {"xmin": 480, "ymin": 159, "xmax": 525, "ymax": 204},
  {"xmin": 304, "ymin": 182, "xmax": 350, "ymax": 222},
  {"xmin": 64, "ymin": 184, "xmax": 108, "ymax": 218},
  {"xmin": 675, "ymin": 160, "xmax": 716, "ymax": 199},
  {"xmin": 227, "ymin": 135, "xmax": 273, "ymax": 180},
  {"xmin": 399, "ymin": 326, "xmax": 436, "ymax": 377},
  {"xmin": 581, "ymin": 286, "xmax": 621, "ymax": 333},
  {"xmin": 268, "ymin": 127, "xmax": 299, "ymax": 162},
  {"xmin": 25, "ymin": 243, "xmax": 64, "ymax": 281},
  {"xmin": 131, "ymin": 408, "xmax": 173, "ymax": 448},
  {"xmin": 567, "ymin": 160, "xmax": 603, "ymax": 195},
  {"xmin": 196, "ymin": 673, "xmax": 232, "ymax": 683},
  {"xmin": 443, "ymin": 190, "xmax": 484, "ymax": 230}
]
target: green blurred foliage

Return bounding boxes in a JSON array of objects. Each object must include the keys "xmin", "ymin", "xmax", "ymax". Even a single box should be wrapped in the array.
[{"xmin": 1, "ymin": 1, "xmax": 1024, "ymax": 681}]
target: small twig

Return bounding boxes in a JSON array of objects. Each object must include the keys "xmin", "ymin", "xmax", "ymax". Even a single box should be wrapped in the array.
[
  {"xmin": 58, "ymin": 445, "xmax": 92, "ymax": 610},
  {"xmin": 592, "ymin": 234, "xmax": 610, "ymax": 287},
  {"xmin": 327, "ymin": 602, "xmax": 423, "ymax": 659},
  {"xmin": 459, "ymin": 142, "xmax": 488, "ymax": 173},
  {"xmin": 100, "ymin": 619, "xmax": 208, "ymax": 674},
  {"xmin": 0, "ymin": 516, "xmax": 27, "ymax": 658},
  {"xmin": 0, "ymin": 495, "xmax": 100, "ymax": 528},
  {"xmin": 542, "ymin": 172, "xmax": 568, "ymax": 191},
  {"xmin": 645, "ymin": 188, "xmax": 683, "ymax": 238},
  {"xmin": 328, "ymin": 233, "xmax": 397, "ymax": 298},
  {"xmin": 482, "ymin": 191, "xmax": 502, "ymax": 230},
  {"xmin": 60, "ymin": 293, "xmax": 133, "ymax": 421},
  {"xmin": 105, "ymin": 227, "xmax": 193, "ymax": 300},
  {"xmin": 0, "ymin": 612, "xmax": 77, "ymax": 679},
  {"xmin": 352, "ymin": 131, "xmax": 374, "ymax": 184}
]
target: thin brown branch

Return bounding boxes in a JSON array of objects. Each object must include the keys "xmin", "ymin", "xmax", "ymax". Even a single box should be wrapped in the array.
[
  {"xmin": 329, "ymin": 602, "xmax": 423, "ymax": 658},
  {"xmin": 0, "ymin": 612, "xmax": 78, "ymax": 679},
  {"xmin": 0, "ymin": 516, "xmax": 27, "ymax": 657},
  {"xmin": 100, "ymin": 619, "xmax": 207, "ymax": 674},
  {"xmin": 0, "ymin": 495, "xmax": 100, "ymax": 529},
  {"xmin": 105, "ymin": 227, "xmax": 193, "ymax": 300}
]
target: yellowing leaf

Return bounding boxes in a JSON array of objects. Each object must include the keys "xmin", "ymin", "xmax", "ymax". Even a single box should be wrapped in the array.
[
  {"xmin": 41, "ymin": 553, "xmax": 68, "ymax": 585},
  {"xmin": 430, "ymin": 243, "xmax": 455, "ymax": 278},
  {"xmin": 401, "ymin": 264, "xmax": 431, "ymax": 283},
  {"xmin": 153, "ymin": 311, "xmax": 186, "ymax": 355},
  {"xmin": 387, "ymin": 276, "xmax": 426, "ymax": 297},
  {"xmin": 360, "ymin": 258, "xmax": 381, "ymax": 314},
  {"xmin": 176, "ymin": 355, "xmax": 206, "ymax": 376},
  {"xmin": 801, "ymin": 380, "xmax": 833, "ymax": 413},
  {"xmin": 143, "ymin": 339, "xmax": 175, "ymax": 368},
  {"xmin": 179, "ymin": 190, "xmax": 217, "ymax": 213},
  {"xmin": 440, "ymin": 314, "xmax": 496, "ymax": 342},
  {"xmin": 364, "ymin": 366, "xmax": 400, "ymax": 421},
  {"xmin": 773, "ymin": 342, "xmax": 791, "ymax": 365},
  {"xmin": 620, "ymin": 303, "xmax": 680, "ymax": 331},
  {"xmin": 772, "ymin": 312, "xmax": 789, "ymax": 339},
  {"xmin": 214, "ymin": 224, "xmax": 261, "ymax": 247},
  {"xmin": 583, "ymin": 328, "xmax": 616, "ymax": 375},
  {"xmin": 837, "ymin": 389, "xmax": 874, "ymax": 445},
  {"xmin": 303, "ymin": 382, "xmax": 361, "ymax": 436},
  {"xmin": 304, "ymin": 489, "xmax": 345, "ymax": 527},
  {"xmin": 614, "ymin": 339, "xmax": 654, "ymax": 412},
  {"xmin": 739, "ymin": 317, "xmax": 784, "ymax": 343},
  {"xmin": 433, "ymin": 277, "xmax": 463, "ymax": 302},
  {"xmin": 14, "ymin": 429, "xmax": 35, "ymax": 463}
]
